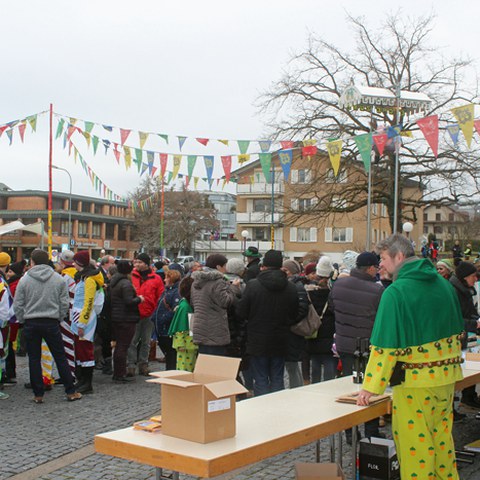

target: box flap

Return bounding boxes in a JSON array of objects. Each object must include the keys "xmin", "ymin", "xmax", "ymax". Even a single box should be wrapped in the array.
[
  {"xmin": 149, "ymin": 370, "xmax": 192, "ymax": 379},
  {"xmin": 205, "ymin": 379, "xmax": 248, "ymax": 398},
  {"xmin": 295, "ymin": 463, "xmax": 344, "ymax": 480},
  {"xmin": 466, "ymin": 352, "xmax": 480, "ymax": 362},
  {"xmin": 194, "ymin": 354, "xmax": 241, "ymax": 379},
  {"xmin": 146, "ymin": 377, "xmax": 200, "ymax": 388}
]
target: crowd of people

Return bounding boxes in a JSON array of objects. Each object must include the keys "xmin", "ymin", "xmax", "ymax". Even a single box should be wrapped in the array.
[{"xmin": 0, "ymin": 236, "xmax": 479, "ymax": 479}]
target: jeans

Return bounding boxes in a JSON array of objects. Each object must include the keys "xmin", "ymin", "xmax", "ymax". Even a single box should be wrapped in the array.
[
  {"xmin": 24, "ymin": 319, "xmax": 75, "ymax": 397},
  {"xmin": 127, "ymin": 317, "xmax": 154, "ymax": 367},
  {"xmin": 285, "ymin": 361, "xmax": 304, "ymax": 388},
  {"xmin": 197, "ymin": 345, "xmax": 227, "ymax": 356},
  {"xmin": 112, "ymin": 322, "xmax": 137, "ymax": 378},
  {"xmin": 311, "ymin": 353, "xmax": 338, "ymax": 383},
  {"xmin": 157, "ymin": 336, "xmax": 177, "ymax": 370},
  {"xmin": 250, "ymin": 355, "xmax": 285, "ymax": 396}
]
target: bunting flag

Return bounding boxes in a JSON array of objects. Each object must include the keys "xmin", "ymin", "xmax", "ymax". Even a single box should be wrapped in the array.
[
  {"xmin": 280, "ymin": 141, "xmax": 294, "ymax": 150},
  {"xmin": 303, "ymin": 139, "xmax": 317, "ymax": 146},
  {"xmin": 92, "ymin": 135, "xmax": 99, "ymax": 155},
  {"xmin": 187, "ymin": 155, "xmax": 197, "ymax": 178},
  {"xmin": 302, "ymin": 145, "xmax": 317, "ymax": 159},
  {"xmin": 158, "ymin": 133, "xmax": 169, "ymax": 144},
  {"xmin": 133, "ymin": 156, "xmax": 142, "ymax": 173},
  {"xmin": 103, "ymin": 125, "xmax": 113, "ymax": 132},
  {"xmin": 6, "ymin": 129, "xmax": 13, "ymax": 145},
  {"xmin": 185, "ymin": 175, "xmax": 190, "ymax": 188},
  {"xmin": 0, "ymin": 125, "xmax": 7, "ymax": 138},
  {"xmin": 326, "ymin": 139, "xmax": 343, "ymax": 176},
  {"xmin": 474, "ymin": 119, "xmax": 480, "ymax": 136},
  {"xmin": 140, "ymin": 162, "xmax": 149, "ymax": 176},
  {"xmin": 387, "ymin": 125, "xmax": 401, "ymax": 138},
  {"xmin": 27, "ymin": 115, "xmax": 37, "ymax": 132},
  {"xmin": 139, "ymin": 131, "xmax": 149, "ymax": 149},
  {"xmin": 238, "ymin": 154, "xmax": 250, "ymax": 164},
  {"xmin": 194, "ymin": 177, "xmax": 199, "ymax": 189},
  {"xmin": 221, "ymin": 155, "xmax": 232, "ymax": 183},
  {"xmin": 218, "ymin": 139, "xmax": 229, "ymax": 146},
  {"xmin": 446, "ymin": 124, "xmax": 460, "ymax": 146},
  {"xmin": 237, "ymin": 140, "xmax": 250, "ymax": 154},
  {"xmin": 55, "ymin": 119, "xmax": 65, "ymax": 139},
  {"xmin": 196, "ymin": 138, "xmax": 209, "ymax": 146},
  {"xmin": 178, "ymin": 136, "xmax": 187, "ymax": 151},
  {"xmin": 84, "ymin": 121, "xmax": 94, "ymax": 134},
  {"xmin": 160, "ymin": 153, "xmax": 168, "ymax": 177},
  {"xmin": 146, "ymin": 151, "xmax": 155, "ymax": 175},
  {"xmin": 69, "ymin": 117, "xmax": 78, "ymax": 126},
  {"xmin": 18, "ymin": 123, "xmax": 26, "ymax": 143},
  {"xmin": 113, "ymin": 143, "xmax": 121, "ymax": 164},
  {"xmin": 123, "ymin": 146, "xmax": 132, "ymax": 170},
  {"xmin": 354, "ymin": 133, "xmax": 373, "ymax": 173},
  {"xmin": 451, "ymin": 103, "xmax": 474, "ymax": 148},
  {"xmin": 134, "ymin": 148, "xmax": 143, "ymax": 163},
  {"xmin": 120, "ymin": 128, "xmax": 131, "ymax": 146},
  {"xmin": 259, "ymin": 153, "xmax": 272, "ymax": 182},
  {"xmin": 258, "ymin": 140, "xmax": 272, "ymax": 153},
  {"xmin": 172, "ymin": 155, "xmax": 182, "ymax": 180},
  {"xmin": 278, "ymin": 149, "xmax": 293, "ymax": 182},
  {"xmin": 167, "ymin": 171, "xmax": 173, "ymax": 184},
  {"xmin": 373, "ymin": 133, "xmax": 388, "ymax": 156},
  {"xmin": 416, "ymin": 115, "xmax": 439, "ymax": 158},
  {"xmin": 102, "ymin": 139, "xmax": 111, "ymax": 154},
  {"xmin": 82, "ymin": 131, "xmax": 91, "ymax": 147},
  {"xmin": 204, "ymin": 155, "xmax": 214, "ymax": 183}
]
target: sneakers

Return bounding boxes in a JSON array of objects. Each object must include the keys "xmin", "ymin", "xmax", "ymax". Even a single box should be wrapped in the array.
[
  {"xmin": 138, "ymin": 363, "xmax": 150, "ymax": 376},
  {"xmin": 33, "ymin": 396, "xmax": 44, "ymax": 404},
  {"xmin": 1, "ymin": 377, "xmax": 17, "ymax": 387},
  {"xmin": 0, "ymin": 391, "xmax": 9, "ymax": 400},
  {"xmin": 66, "ymin": 392, "xmax": 82, "ymax": 402}
]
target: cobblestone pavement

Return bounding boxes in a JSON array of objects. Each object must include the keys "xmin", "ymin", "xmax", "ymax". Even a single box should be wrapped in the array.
[{"xmin": 2, "ymin": 355, "xmax": 480, "ymax": 480}]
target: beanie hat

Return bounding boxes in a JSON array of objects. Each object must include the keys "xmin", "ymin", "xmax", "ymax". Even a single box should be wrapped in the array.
[
  {"xmin": 437, "ymin": 259, "xmax": 454, "ymax": 273},
  {"xmin": 243, "ymin": 246, "xmax": 262, "ymax": 258},
  {"xmin": 9, "ymin": 260, "xmax": 26, "ymax": 276},
  {"xmin": 136, "ymin": 253, "xmax": 151, "ymax": 266},
  {"xmin": 168, "ymin": 263, "xmax": 185, "ymax": 277},
  {"xmin": 263, "ymin": 250, "xmax": 283, "ymax": 269},
  {"xmin": 60, "ymin": 249, "xmax": 75, "ymax": 266},
  {"xmin": 282, "ymin": 259, "xmax": 302, "ymax": 275},
  {"xmin": 0, "ymin": 252, "xmax": 11, "ymax": 267},
  {"xmin": 342, "ymin": 250, "xmax": 359, "ymax": 272},
  {"xmin": 226, "ymin": 258, "xmax": 246, "ymax": 276},
  {"xmin": 116, "ymin": 260, "xmax": 134, "ymax": 275},
  {"xmin": 73, "ymin": 250, "xmax": 90, "ymax": 268},
  {"xmin": 455, "ymin": 261, "xmax": 477, "ymax": 281},
  {"xmin": 356, "ymin": 251, "xmax": 379, "ymax": 268},
  {"xmin": 304, "ymin": 262, "xmax": 317, "ymax": 276},
  {"xmin": 316, "ymin": 256, "xmax": 333, "ymax": 277}
]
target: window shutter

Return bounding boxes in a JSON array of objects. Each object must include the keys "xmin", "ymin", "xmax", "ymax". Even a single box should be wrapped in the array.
[
  {"xmin": 306, "ymin": 169, "xmax": 312, "ymax": 183},
  {"xmin": 346, "ymin": 227, "xmax": 353, "ymax": 242},
  {"xmin": 311, "ymin": 197, "xmax": 318, "ymax": 207},
  {"xmin": 290, "ymin": 227, "xmax": 297, "ymax": 242},
  {"xmin": 291, "ymin": 199, "xmax": 298, "ymax": 211},
  {"xmin": 310, "ymin": 227, "xmax": 317, "ymax": 242},
  {"xmin": 325, "ymin": 227, "xmax": 332, "ymax": 243},
  {"xmin": 291, "ymin": 170, "xmax": 298, "ymax": 184}
]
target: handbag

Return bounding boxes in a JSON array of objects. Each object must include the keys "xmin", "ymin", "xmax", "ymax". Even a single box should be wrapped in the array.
[{"xmin": 290, "ymin": 291, "xmax": 326, "ymax": 337}]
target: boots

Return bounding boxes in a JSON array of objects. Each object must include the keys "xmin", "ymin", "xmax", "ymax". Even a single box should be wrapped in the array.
[
  {"xmin": 77, "ymin": 367, "xmax": 94, "ymax": 394},
  {"xmin": 138, "ymin": 362, "xmax": 150, "ymax": 376},
  {"xmin": 149, "ymin": 340, "xmax": 157, "ymax": 361},
  {"xmin": 102, "ymin": 357, "xmax": 113, "ymax": 376},
  {"xmin": 74, "ymin": 366, "xmax": 84, "ymax": 390}
]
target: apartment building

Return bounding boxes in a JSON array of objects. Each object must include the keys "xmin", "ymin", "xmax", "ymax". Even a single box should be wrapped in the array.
[{"xmin": 423, "ymin": 204, "xmax": 470, "ymax": 248}]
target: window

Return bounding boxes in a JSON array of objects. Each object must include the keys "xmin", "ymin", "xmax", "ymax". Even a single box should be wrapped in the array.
[
  {"xmin": 253, "ymin": 199, "xmax": 270, "ymax": 212},
  {"xmin": 423, "ymin": 225, "xmax": 429, "ymax": 234},
  {"xmin": 78, "ymin": 221, "xmax": 89, "ymax": 238},
  {"xmin": 381, "ymin": 204, "xmax": 387, "ymax": 217},
  {"xmin": 105, "ymin": 223, "xmax": 115, "ymax": 240},
  {"xmin": 61, "ymin": 221, "xmax": 71, "ymax": 236},
  {"xmin": 81, "ymin": 202, "xmax": 91, "ymax": 213},
  {"xmin": 52, "ymin": 219, "xmax": 60, "ymax": 236},
  {"xmin": 291, "ymin": 198, "xmax": 317, "ymax": 211},
  {"xmin": 325, "ymin": 169, "xmax": 347, "ymax": 183},
  {"xmin": 324, "ymin": 227, "xmax": 353, "ymax": 243},
  {"xmin": 253, "ymin": 227, "xmax": 269, "ymax": 241},
  {"xmin": 434, "ymin": 226, "xmax": 443, "ymax": 234},
  {"xmin": 118, "ymin": 226, "xmax": 127, "ymax": 241},
  {"xmin": 52, "ymin": 198, "xmax": 64, "ymax": 210},
  {"xmin": 71, "ymin": 200, "xmax": 78, "ymax": 211},
  {"xmin": 291, "ymin": 169, "xmax": 311, "ymax": 184},
  {"xmin": 449, "ymin": 213, "xmax": 455, "ymax": 222},
  {"xmin": 435, "ymin": 213, "xmax": 441, "ymax": 221},
  {"xmin": 332, "ymin": 197, "xmax": 347, "ymax": 209},
  {"xmin": 92, "ymin": 222, "xmax": 102, "ymax": 239},
  {"xmin": 372, "ymin": 204, "xmax": 378, "ymax": 215},
  {"xmin": 94, "ymin": 204, "xmax": 103, "ymax": 215},
  {"xmin": 423, "ymin": 212, "xmax": 428, "ymax": 222},
  {"xmin": 289, "ymin": 227, "xmax": 317, "ymax": 243}
]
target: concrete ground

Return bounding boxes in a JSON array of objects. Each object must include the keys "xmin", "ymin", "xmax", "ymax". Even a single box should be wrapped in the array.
[{"xmin": 1, "ymin": 353, "xmax": 479, "ymax": 480}]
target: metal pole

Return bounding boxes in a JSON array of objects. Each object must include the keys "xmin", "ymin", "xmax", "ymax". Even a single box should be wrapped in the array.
[
  {"xmin": 270, "ymin": 163, "xmax": 275, "ymax": 249},
  {"xmin": 366, "ymin": 151, "xmax": 373, "ymax": 250},
  {"xmin": 52, "ymin": 165, "xmax": 72, "ymax": 248},
  {"xmin": 393, "ymin": 81, "xmax": 401, "ymax": 233},
  {"xmin": 160, "ymin": 179, "xmax": 165, "ymax": 257},
  {"xmin": 48, "ymin": 103, "xmax": 53, "ymax": 256}
]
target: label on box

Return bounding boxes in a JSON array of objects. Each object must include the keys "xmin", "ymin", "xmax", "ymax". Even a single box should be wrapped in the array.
[{"xmin": 208, "ymin": 398, "xmax": 231, "ymax": 413}]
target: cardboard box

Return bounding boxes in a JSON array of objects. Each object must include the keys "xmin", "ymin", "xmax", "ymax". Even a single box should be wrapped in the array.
[
  {"xmin": 465, "ymin": 352, "xmax": 480, "ymax": 371},
  {"xmin": 295, "ymin": 463, "xmax": 345, "ymax": 480},
  {"xmin": 359, "ymin": 437, "xmax": 400, "ymax": 480},
  {"xmin": 148, "ymin": 354, "xmax": 248, "ymax": 443}
]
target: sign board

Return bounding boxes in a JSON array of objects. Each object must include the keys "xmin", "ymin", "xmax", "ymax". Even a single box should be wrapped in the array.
[{"xmin": 61, "ymin": 244, "xmax": 69, "ymax": 252}]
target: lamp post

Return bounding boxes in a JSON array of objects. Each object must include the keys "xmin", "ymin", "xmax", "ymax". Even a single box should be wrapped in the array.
[
  {"xmin": 402, "ymin": 221, "xmax": 413, "ymax": 239},
  {"xmin": 241, "ymin": 230, "xmax": 249, "ymax": 255},
  {"xmin": 52, "ymin": 165, "xmax": 72, "ymax": 248}
]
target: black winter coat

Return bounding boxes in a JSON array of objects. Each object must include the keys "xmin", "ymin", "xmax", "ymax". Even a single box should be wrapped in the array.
[
  {"xmin": 109, "ymin": 273, "xmax": 141, "ymax": 324},
  {"xmin": 286, "ymin": 275, "xmax": 308, "ymax": 362},
  {"xmin": 449, "ymin": 274, "xmax": 478, "ymax": 343},
  {"xmin": 237, "ymin": 268, "xmax": 299, "ymax": 357},
  {"xmin": 244, "ymin": 258, "xmax": 261, "ymax": 283},
  {"xmin": 330, "ymin": 268, "xmax": 384, "ymax": 355},
  {"xmin": 305, "ymin": 285, "xmax": 335, "ymax": 355}
]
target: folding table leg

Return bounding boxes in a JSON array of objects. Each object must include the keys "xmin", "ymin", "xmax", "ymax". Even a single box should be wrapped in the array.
[
  {"xmin": 336, "ymin": 432, "xmax": 343, "ymax": 467},
  {"xmin": 352, "ymin": 427, "xmax": 358, "ymax": 480},
  {"xmin": 315, "ymin": 439, "xmax": 321, "ymax": 462},
  {"xmin": 329, "ymin": 435, "xmax": 335, "ymax": 462},
  {"xmin": 156, "ymin": 468, "xmax": 180, "ymax": 480}
]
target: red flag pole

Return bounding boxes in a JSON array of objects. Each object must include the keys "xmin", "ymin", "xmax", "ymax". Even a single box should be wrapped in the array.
[{"xmin": 47, "ymin": 103, "xmax": 53, "ymax": 257}]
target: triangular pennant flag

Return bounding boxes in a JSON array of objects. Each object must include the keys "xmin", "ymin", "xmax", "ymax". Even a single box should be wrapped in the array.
[
  {"xmin": 135, "ymin": 148, "xmax": 143, "ymax": 163},
  {"xmin": 172, "ymin": 155, "xmax": 182, "ymax": 180},
  {"xmin": 203, "ymin": 156, "xmax": 214, "ymax": 183},
  {"xmin": 194, "ymin": 177, "xmax": 199, "ymax": 189},
  {"xmin": 238, "ymin": 154, "xmax": 250, "ymax": 164},
  {"xmin": 474, "ymin": 119, "xmax": 480, "ymax": 136},
  {"xmin": 373, "ymin": 133, "xmax": 388, "ymax": 156},
  {"xmin": 6, "ymin": 129, "xmax": 13, "ymax": 145},
  {"xmin": 102, "ymin": 139, "xmax": 111, "ymax": 154},
  {"xmin": 208, "ymin": 179, "xmax": 214, "ymax": 191},
  {"xmin": 133, "ymin": 157, "xmax": 142, "ymax": 173},
  {"xmin": 187, "ymin": 155, "xmax": 197, "ymax": 178},
  {"xmin": 6, "ymin": 120, "xmax": 18, "ymax": 129},
  {"xmin": 160, "ymin": 153, "xmax": 168, "ymax": 177},
  {"xmin": 417, "ymin": 115, "xmax": 439, "ymax": 158},
  {"xmin": 120, "ymin": 128, "xmax": 131, "ymax": 146},
  {"xmin": 387, "ymin": 125, "xmax": 401, "ymax": 138},
  {"xmin": 354, "ymin": 133, "xmax": 373, "ymax": 173},
  {"xmin": 196, "ymin": 138, "xmax": 209, "ymax": 146},
  {"xmin": 113, "ymin": 143, "xmax": 121, "ymax": 164},
  {"xmin": 167, "ymin": 171, "xmax": 173, "ymax": 184},
  {"xmin": 92, "ymin": 135, "xmax": 99, "ymax": 155},
  {"xmin": 218, "ymin": 139, "xmax": 229, "ymax": 146},
  {"xmin": 259, "ymin": 153, "xmax": 272, "ymax": 182},
  {"xmin": 18, "ymin": 123, "xmax": 26, "ymax": 143},
  {"xmin": 123, "ymin": 146, "xmax": 132, "ymax": 170},
  {"xmin": 259, "ymin": 140, "xmax": 272, "ymax": 153},
  {"xmin": 55, "ymin": 119, "xmax": 65, "ymax": 139},
  {"xmin": 178, "ymin": 136, "xmax": 187, "ymax": 151},
  {"xmin": 27, "ymin": 115, "xmax": 37, "ymax": 132},
  {"xmin": 221, "ymin": 155, "xmax": 232, "ymax": 183},
  {"xmin": 451, "ymin": 104, "xmax": 474, "ymax": 148},
  {"xmin": 67, "ymin": 125, "xmax": 76, "ymax": 142},
  {"xmin": 140, "ymin": 162, "xmax": 149, "ymax": 176},
  {"xmin": 237, "ymin": 140, "xmax": 250, "ymax": 154},
  {"xmin": 0, "ymin": 125, "xmax": 7, "ymax": 138},
  {"xmin": 63, "ymin": 131, "xmax": 68, "ymax": 150},
  {"xmin": 222, "ymin": 179, "xmax": 227, "ymax": 190},
  {"xmin": 139, "ymin": 131, "xmax": 149, "ymax": 149},
  {"xmin": 69, "ymin": 117, "xmax": 78, "ymax": 126},
  {"xmin": 158, "ymin": 133, "xmax": 169, "ymax": 144},
  {"xmin": 302, "ymin": 145, "xmax": 317, "ymax": 159},
  {"xmin": 280, "ymin": 141, "xmax": 294, "ymax": 150},
  {"xmin": 185, "ymin": 175, "xmax": 190, "ymax": 189},
  {"xmin": 278, "ymin": 149, "xmax": 293, "ymax": 182},
  {"xmin": 103, "ymin": 125, "xmax": 113, "ymax": 132},
  {"xmin": 216, "ymin": 178, "xmax": 220, "ymax": 186},
  {"xmin": 446, "ymin": 124, "xmax": 460, "ymax": 146},
  {"xmin": 84, "ymin": 121, "xmax": 94, "ymax": 134},
  {"xmin": 82, "ymin": 130, "xmax": 91, "ymax": 147},
  {"xmin": 326, "ymin": 140, "xmax": 343, "ymax": 176},
  {"xmin": 303, "ymin": 139, "xmax": 317, "ymax": 146},
  {"xmin": 151, "ymin": 166, "xmax": 157, "ymax": 177},
  {"xmin": 250, "ymin": 175, "xmax": 255, "ymax": 185},
  {"xmin": 147, "ymin": 151, "xmax": 155, "ymax": 175}
]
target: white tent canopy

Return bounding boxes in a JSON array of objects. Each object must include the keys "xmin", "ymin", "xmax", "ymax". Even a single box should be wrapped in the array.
[{"xmin": 0, "ymin": 220, "xmax": 47, "ymax": 237}]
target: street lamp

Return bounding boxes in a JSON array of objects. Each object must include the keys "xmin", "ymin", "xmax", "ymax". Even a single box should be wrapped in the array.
[
  {"xmin": 402, "ymin": 221, "xmax": 413, "ymax": 239},
  {"xmin": 52, "ymin": 165, "xmax": 72, "ymax": 249},
  {"xmin": 241, "ymin": 230, "xmax": 249, "ymax": 254}
]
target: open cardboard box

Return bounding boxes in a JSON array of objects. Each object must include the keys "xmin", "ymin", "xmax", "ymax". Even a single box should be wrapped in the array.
[
  {"xmin": 465, "ymin": 352, "xmax": 480, "ymax": 371},
  {"xmin": 148, "ymin": 354, "xmax": 248, "ymax": 443},
  {"xmin": 295, "ymin": 463, "xmax": 345, "ymax": 480}
]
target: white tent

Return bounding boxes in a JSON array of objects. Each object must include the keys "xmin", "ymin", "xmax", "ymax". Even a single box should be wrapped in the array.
[{"xmin": 0, "ymin": 220, "xmax": 47, "ymax": 237}]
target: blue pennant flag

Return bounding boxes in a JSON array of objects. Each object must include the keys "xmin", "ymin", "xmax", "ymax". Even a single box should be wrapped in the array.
[
  {"xmin": 278, "ymin": 149, "xmax": 293, "ymax": 182},
  {"xmin": 204, "ymin": 155, "xmax": 214, "ymax": 184},
  {"xmin": 446, "ymin": 123, "xmax": 460, "ymax": 146},
  {"xmin": 258, "ymin": 140, "xmax": 272, "ymax": 153}
]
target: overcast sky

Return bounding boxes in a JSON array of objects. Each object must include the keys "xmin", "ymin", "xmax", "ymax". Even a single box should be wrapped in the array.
[{"xmin": 1, "ymin": 0, "xmax": 478, "ymax": 199}]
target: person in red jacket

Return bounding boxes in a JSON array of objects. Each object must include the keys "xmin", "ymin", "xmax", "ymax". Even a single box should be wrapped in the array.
[{"xmin": 127, "ymin": 253, "xmax": 164, "ymax": 376}]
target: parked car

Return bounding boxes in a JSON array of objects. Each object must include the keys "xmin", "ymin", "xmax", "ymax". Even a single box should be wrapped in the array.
[{"xmin": 174, "ymin": 255, "xmax": 195, "ymax": 266}]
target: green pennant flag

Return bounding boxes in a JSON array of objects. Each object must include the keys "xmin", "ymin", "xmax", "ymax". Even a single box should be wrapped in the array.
[
  {"xmin": 92, "ymin": 135, "xmax": 99, "ymax": 155},
  {"xmin": 133, "ymin": 157, "xmax": 142, "ymax": 173},
  {"xmin": 55, "ymin": 119, "xmax": 65, "ymax": 139},
  {"xmin": 237, "ymin": 140, "xmax": 250, "ymax": 154},
  {"xmin": 158, "ymin": 133, "xmax": 169, "ymax": 144},
  {"xmin": 84, "ymin": 121, "xmax": 94, "ymax": 134},
  {"xmin": 259, "ymin": 153, "xmax": 272, "ymax": 182},
  {"xmin": 27, "ymin": 115, "xmax": 37, "ymax": 132},
  {"xmin": 353, "ymin": 133, "xmax": 373, "ymax": 173},
  {"xmin": 167, "ymin": 171, "xmax": 173, "ymax": 184},
  {"xmin": 135, "ymin": 148, "xmax": 143, "ymax": 163},
  {"xmin": 187, "ymin": 155, "xmax": 197, "ymax": 178}
]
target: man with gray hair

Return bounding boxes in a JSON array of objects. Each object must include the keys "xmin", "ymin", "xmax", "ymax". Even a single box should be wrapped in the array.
[{"xmin": 357, "ymin": 234, "xmax": 464, "ymax": 480}]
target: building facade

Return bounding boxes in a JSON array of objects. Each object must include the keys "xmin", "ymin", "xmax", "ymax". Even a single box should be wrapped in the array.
[
  {"xmin": 198, "ymin": 191, "xmax": 236, "ymax": 240},
  {"xmin": 423, "ymin": 204, "xmax": 470, "ymax": 248}
]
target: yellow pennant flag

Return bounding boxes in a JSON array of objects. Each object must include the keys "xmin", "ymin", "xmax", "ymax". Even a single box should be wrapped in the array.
[
  {"xmin": 193, "ymin": 176, "xmax": 199, "ymax": 189},
  {"xmin": 172, "ymin": 155, "xmax": 182, "ymax": 180},
  {"xmin": 123, "ymin": 146, "xmax": 132, "ymax": 170},
  {"xmin": 250, "ymin": 175, "xmax": 255, "ymax": 185},
  {"xmin": 218, "ymin": 139, "xmax": 229, "ymax": 146},
  {"xmin": 400, "ymin": 130, "xmax": 413, "ymax": 138},
  {"xmin": 303, "ymin": 138, "xmax": 317, "ymax": 146},
  {"xmin": 326, "ymin": 139, "xmax": 343, "ymax": 176},
  {"xmin": 238, "ymin": 154, "xmax": 250, "ymax": 164},
  {"xmin": 139, "ymin": 131, "xmax": 149, "ymax": 149},
  {"xmin": 451, "ymin": 104, "xmax": 474, "ymax": 148},
  {"xmin": 83, "ymin": 131, "xmax": 91, "ymax": 147}
]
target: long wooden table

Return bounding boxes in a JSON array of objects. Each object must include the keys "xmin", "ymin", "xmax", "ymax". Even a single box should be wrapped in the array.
[{"xmin": 95, "ymin": 368, "xmax": 480, "ymax": 480}]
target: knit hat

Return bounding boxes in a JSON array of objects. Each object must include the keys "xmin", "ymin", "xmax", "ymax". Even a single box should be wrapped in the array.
[
  {"xmin": 243, "ymin": 246, "xmax": 262, "ymax": 258},
  {"xmin": 455, "ymin": 261, "xmax": 477, "ymax": 280},
  {"xmin": 356, "ymin": 251, "xmax": 379, "ymax": 268},
  {"xmin": 116, "ymin": 260, "xmax": 134, "ymax": 275},
  {"xmin": 0, "ymin": 252, "xmax": 11, "ymax": 267},
  {"xmin": 342, "ymin": 250, "xmax": 359, "ymax": 272},
  {"xmin": 226, "ymin": 258, "xmax": 246, "ymax": 276},
  {"xmin": 9, "ymin": 260, "xmax": 26, "ymax": 276},
  {"xmin": 73, "ymin": 250, "xmax": 90, "ymax": 267},
  {"xmin": 136, "ymin": 253, "xmax": 151, "ymax": 266},
  {"xmin": 60, "ymin": 249, "xmax": 75, "ymax": 266},
  {"xmin": 316, "ymin": 256, "xmax": 333, "ymax": 277},
  {"xmin": 168, "ymin": 263, "xmax": 185, "ymax": 277},
  {"xmin": 437, "ymin": 259, "xmax": 454, "ymax": 273},
  {"xmin": 282, "ymin": 259, "xmax": 302, "ymax": 275},
  {"xmin": 263, "ymin": 250, "xmax": 283, "ymax": 269},
  {"xmin": 304, "ymin": 262, "xmax": 317, "ymax": 276}
]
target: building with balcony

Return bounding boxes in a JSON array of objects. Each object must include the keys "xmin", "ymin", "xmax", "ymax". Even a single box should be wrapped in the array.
[
  {"xmin": 423, "ymin": 204, "xmax": 470, "ymax": 248},
  {"xmin": 0, "ymin": 183, "xmax": 139, "ymax": 261},
  {"xmin": 198, "ymin": 191, "xmax": 236, "ymax": 240}
]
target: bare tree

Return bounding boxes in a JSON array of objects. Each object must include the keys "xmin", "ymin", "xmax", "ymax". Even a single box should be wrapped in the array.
[{"xmin": 258, "ymin": 13, "xmax": 480, "ymax": 231}]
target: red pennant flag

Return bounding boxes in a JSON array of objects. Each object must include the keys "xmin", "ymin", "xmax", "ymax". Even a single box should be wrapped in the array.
[
  {"xmin": 373, "ymin": 134, "xmax": 388, "ymax": 156},
  {"xmin": 113, "ymin": 143, "xmax": 121, "ymax": 164},
  {"xmin": 120, "ymin": 128, "xmax": 131, "ymax": 146},
  {"xmin": 18, "ymin": 123, "xmax": 26, "ymax": 143},
  {"xmin": 151, "ymin": 166, "xmax": 157, "ymax": 177},
  {"xmin": 417, "ymin": 115, "xmax": 439, "ymax": 158},
  {"xmin": 221, "ymin": 155, "xmax": 232, "ymax": 183},
  {"xmin": 160, "ymin": 153, "xmax": 168, "ymax": 177},
  {"xmin": 196, "ymin": 138, "xmax": 209, "ymax": 146},
  {"xmin": 302, "ymin": 145, "xmax": 317, "ymax": 158},
  {"xmin": 0, "ymin": 125, "xmax": 7, "ymax": 137},
  {"xmin": 67, "ymin": 125, "xmax": 76, "ymax": 142},
  {"xmin": 185, "ymin": 175, "xmax": 190, "ymax": 188},
  {"xmin": 474, "ymin": 119, "xmax": 480, "ymax": 136},
  {"xmin": 68, "ymin": 141, "xmax": 73, "ymax": 156},
  {"xmin": 280, "ymin": 141, "xmax": 294, "ymax": 150}
]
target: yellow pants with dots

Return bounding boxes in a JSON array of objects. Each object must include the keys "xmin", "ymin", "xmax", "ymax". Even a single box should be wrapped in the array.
[{"xmin": 392, "ymin": 384, "xmax": 458, "ymax": 480}]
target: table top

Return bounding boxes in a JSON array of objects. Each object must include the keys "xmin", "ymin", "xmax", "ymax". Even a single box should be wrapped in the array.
[{"xmin": 95, "ymin": 369, "xmax": 480, "ymax": 478}]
